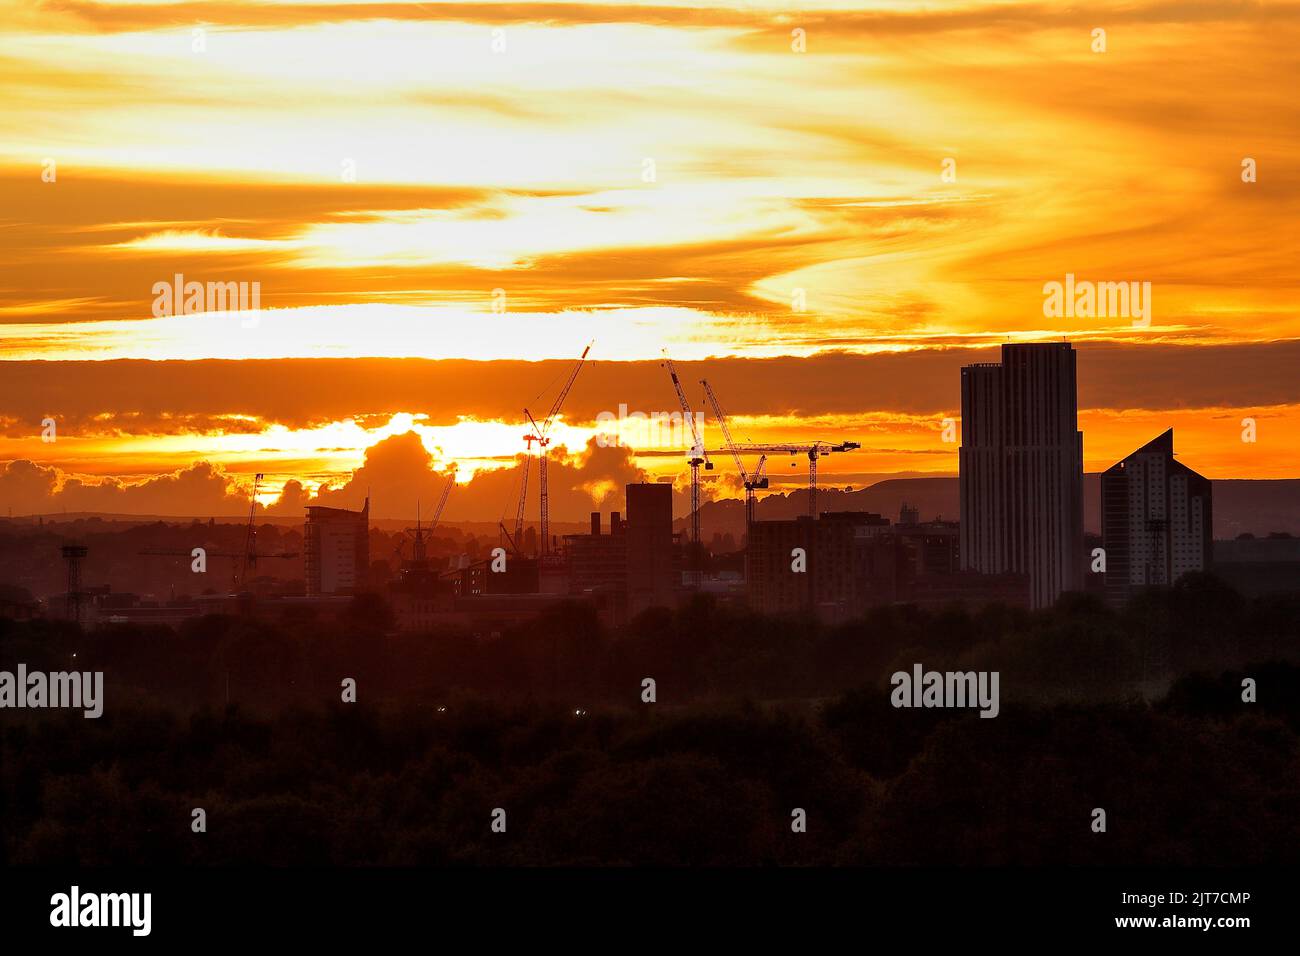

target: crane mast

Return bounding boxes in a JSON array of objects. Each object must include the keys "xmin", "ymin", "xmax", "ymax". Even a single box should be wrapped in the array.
[
  {"xmin": 662, "ymin": 351, "xmax": 712, "ymax": 587},
  {"xmin": 700, "ymin": 379, "xmax": 770, "ymax": 528},
  {"xmin": 521, "ymin": 342, "xmax": 592, "ymax": 556},
  {"xmin": 728, "ymin": 440, "xmax": 861, "ymax": 518},
  {"xmin": 514, "ymin": 430, "xmax": 534, "ymax": 549},
  {"xmin": 403, "ymin": 466, "xmax": 456, "ymax": 566},
  {"xmin": 139, "ymin": 472, "xmax": 296, "ymax": 592},
  {"xmin": 240, "ymin": 473, "xmax": 263, "ymax": 589},
  {"xmin": 430, "ymin": 464, "xmax": 456, "ymax": 529}
]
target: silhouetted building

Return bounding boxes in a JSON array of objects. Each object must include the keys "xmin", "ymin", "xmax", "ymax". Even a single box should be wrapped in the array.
[
  {"xmin": 0, "ymin": 597, "xmax": 40, "ymax": 621},
  {"xmin": 1083, "ymin": 532, "xmax": 1106, "ymax": 595},
  {"xmin": 388, "ymin": 524, "xmax": 456, "ymax": 631},
  {"xmin": 746, "ymin": 511, "xmax": 1025, "ymax": 620},
  {"xmin": 625, "ymin": 482, "xmax": 675, "ymax": 616},
  {"xmin": 304, "ymin": 499, "xmax": 369, "ymax": 596},
  {"xmin": 1101, "ymin": 429, "xmax": 1211, "ymax": 605},
  {"xmin": 895, "ymin": 519, "xmax": 960, "ymax": 576},
  {"xmin": 564, "ymin": 512, "xmax": 627, "ymax": 594},
  {"xmin": 561, "ymin": 512, "xmax": 629, "ymax": 626},
  {"xmin": 960, "ymin": 342, "xmax": 1084, "ymax": 608},
  {"xmin": 746, "ymin": 512, "xmax": 892, "ymax": 620},
  {"xmin": 747, "ymin": 515, "xmax": 814, "ymax": 614},
  {"xmin": 1213, "ymin": 534, "xmax": 1300, "ymax": 598},
  {"xmin": 452, "ymin": 556, "xmax": 538, "ymax": 597}
]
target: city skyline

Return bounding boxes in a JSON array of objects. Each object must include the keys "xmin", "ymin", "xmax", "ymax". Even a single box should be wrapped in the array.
[
  {"xmin": 0, "ymin": 342, "xmax": 1291, "ymax": 523},
  {"xmin": 3, "ymin": 0, "xmax": 1298, "ymax": 918},
  {"xmin": 3, "ymin": 0, "xmax": 1299, "ymax": 521}
]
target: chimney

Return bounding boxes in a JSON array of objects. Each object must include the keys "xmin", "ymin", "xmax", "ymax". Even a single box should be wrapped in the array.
[
  {"xmin": 590, "ymin": 511, "xmax": 601, "ymax": 536},
  {"xmin": 611, "ymin": 511, "xmax": 622, "ymax": 535}
]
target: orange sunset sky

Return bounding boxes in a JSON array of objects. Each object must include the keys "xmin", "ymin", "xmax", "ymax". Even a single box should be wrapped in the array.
[{"xmin": 1, "ymin": 0, "xmax": 1297, "ymax": 521}]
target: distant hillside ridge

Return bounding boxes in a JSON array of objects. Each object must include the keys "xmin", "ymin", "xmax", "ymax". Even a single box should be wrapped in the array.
[{"xmin": 685, "ymin": 476, "xmax": 1300, "ymax": 542}]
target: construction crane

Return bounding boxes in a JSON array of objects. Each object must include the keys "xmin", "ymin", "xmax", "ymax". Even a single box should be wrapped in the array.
[
  {"xmin": 396, "ymin": 465, "xmax": 456, "ymax": 566},
  {"xmin": 498, "ymin": 520, "xmax": 522, "ymax": 556},
  {"xmin": 700, "ymin": 379, "xmax": 770, "ymax": 528},
  {"xmin": 522, "ymin": 341, "xmax": 592, "ymax": 556},
  {"xmin": 429, "ymin": 464, "xmax": 456, "ymax": 529},
  {"xmin": 138, "ymin": 473, "xmax": 296, "ymax": 590},
  {"xmin": 662, "ymin": 351, "xmax": 713, "ymax": 586},
  {"xmin": 240, "ymin": 472, "xmax": 263, "ymax": 587},
  {"xmin": 728, "ymin": 440, "xmax": 861, "ymax": 518},
  {"xmin": 513, "ymin": 419, "xmax": 537, "ymax": 550}
]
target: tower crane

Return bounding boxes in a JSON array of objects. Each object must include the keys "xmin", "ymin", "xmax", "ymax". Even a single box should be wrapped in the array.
[
  {"xmin": 396, "ymin": 465, "xmax": 456, "ymax": 566},
  {"xmin": 662, "ymin": 350, "xmax": 713, "ymax": 586},
  {"xmin": 514, "ymin": 421, "xmax": 536, "ymax": 551},
  {"xmin": 429, "ymin": 464, "xmax": 456, "ymax": 530},
  {"xmin": 522, "ymin": 341, "xmax": 591, "ymax": 556},
  {"xmin": 700, "ymin": 379, "xmax": 770, "ymax": 528},
  {"xmin": 138, "ymin": 472, "xmax": 297, "ymax": 590},
  {"xmin": 498, "ymin": 521, "xmax": 522, "ymax": 557},
  {"xmin": 727, "ymin": 440, "xmax": 861, "ymax": 518},
  {"xmin": 240, "ymin": 472, "xmax": 263, "ymax": 587}
]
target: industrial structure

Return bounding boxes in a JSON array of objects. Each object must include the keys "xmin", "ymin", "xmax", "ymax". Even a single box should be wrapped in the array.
[{"xmin": 60, "ymin": 543, "xmax": 88, "ymax": 624}]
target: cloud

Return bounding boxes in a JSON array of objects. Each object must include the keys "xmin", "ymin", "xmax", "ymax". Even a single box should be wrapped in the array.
[
  {"xmin": 5, "ymin": 344, "xmax": 1300, "ymax": 444},
  {"xmin": 304, "ymin": 430, "xmax": 650, "ymax": 520},
  {"xmin": 0, "ymin": 429, "xmax": 657, "ymax": 521},
  {"xmin": 31, "ymin": 1, "xmax": 1300, "ymax": 37},
  {"xmin": 0, "ymin": 458, "xmax": 250, "ymax": 516}
]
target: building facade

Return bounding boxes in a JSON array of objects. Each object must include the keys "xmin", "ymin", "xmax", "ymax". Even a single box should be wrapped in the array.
[
  {"xmin": 565, "ymin": 511, "xmax": 628, "ymax": 594},
  {"xmin": 304, "ymin": 499, "xmax": 370, "ymax": 596},
  {"xmin": 625, "ymin": 482, "xmax": 676, "ymax": 616},
  {"xmin": 1100, "ymin": 429, "xmax": 1212, "ymax": 605},
  {"xmin": 746, "ymin": 512, "xmax": 893, "ymax": 620},
  {"xmin": 959, "ymin": 343, "xmax": 1084, "ymax": 609}
]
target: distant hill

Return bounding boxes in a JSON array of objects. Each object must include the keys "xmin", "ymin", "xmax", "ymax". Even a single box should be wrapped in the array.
[
  {"xmin": 1210, "ymin": 480, "xmax": 1300, "ymax": 539},
  {"xmin": 3, "ymin": 512, "xmax": 591, "ymax": 541},
  {"xmin": 686, "ymin": 476, "xmax": 1300, "ymax": 542},
  {"xmin": 12, "ymin": 477, "xmax": 1299, "ymax": 543}
]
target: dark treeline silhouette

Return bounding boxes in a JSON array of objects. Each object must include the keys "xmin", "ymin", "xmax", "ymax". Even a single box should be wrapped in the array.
[
  {"xmin": 3, "ymin": 668, "xmax": 1299, "ymax": 865},
  {"xmin": 2, "ymin": 572, "xmax": 1298, "ymax": 865},
  {"xmin": 2, "ymin": 572, "xmax": 1295, "ymax": 709}
]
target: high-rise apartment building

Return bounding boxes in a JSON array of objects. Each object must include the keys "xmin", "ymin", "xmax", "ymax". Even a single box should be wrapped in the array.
[
  {"xmin": 625, "ymin": 482, "xmax": 675, "ymax": 616},
  {"xmin": 304, "ymin": 498, "xmax": 370, "ymax": 596},
  {"xmin": 745, "ymin": 512, "xmax": 892, "ymax": 620},
  {"xmin": 959, "ymin": 343, "xmax": 1084, "ymax": 609},
  {"xmin": 1100, "ymin": 429, "xmax": 1212, "ymax": 604}
]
